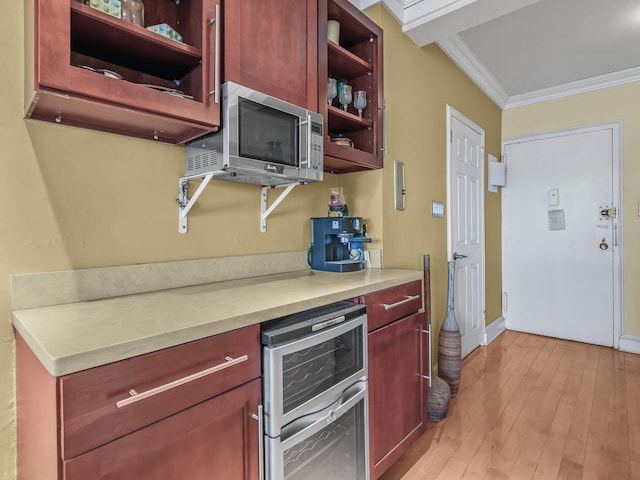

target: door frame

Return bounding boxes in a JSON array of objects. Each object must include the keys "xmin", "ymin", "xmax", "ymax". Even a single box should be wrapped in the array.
[
  {"xmin": 502, "ymin": 121, "xmax": 623, "ymax": 348},
  {"xmin": 445, "ymin": 105, "xmax": 487, "ymax": 350}
]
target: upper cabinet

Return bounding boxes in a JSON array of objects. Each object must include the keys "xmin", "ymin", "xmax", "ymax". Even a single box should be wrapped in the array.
[
  {"xmin": 319, "ymin": 0, "xmax": 384, "ymax": 173},
  {"xmin": 25, "ymin": 0, "xmax": 222, "ymax": 143},
  {"xmin": 223, "ymin": 0, "xmax": 318, "ymax": 111}
]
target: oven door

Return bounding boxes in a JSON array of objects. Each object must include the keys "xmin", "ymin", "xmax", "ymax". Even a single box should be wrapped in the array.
[
  {"xmin": 262, "ymin": 312, "xmax": 367, "ymax": 437},
  {"xmin": 265, "ymin": 379, "xmax": 369, "ymax": 480}
]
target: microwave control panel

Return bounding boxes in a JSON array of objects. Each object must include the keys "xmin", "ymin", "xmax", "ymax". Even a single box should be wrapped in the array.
[{"xmin": 309, "ymin": 121, "xmax": 323, "ymax": 171}]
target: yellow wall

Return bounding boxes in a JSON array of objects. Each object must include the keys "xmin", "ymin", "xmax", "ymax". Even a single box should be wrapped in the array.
[
  {"xmin": 361, "ymin": 6, "xmax": 504, "ymax": 334},
  {"xmin": 0, "ymin": 3, "xmax": 501, "ymax": 478},
  {"xmin": 503, "ymin": 83, "xmax": 640, "ymax": 337}
]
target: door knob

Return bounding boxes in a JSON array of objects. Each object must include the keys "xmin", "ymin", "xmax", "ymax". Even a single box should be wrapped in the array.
[
  {"xmin": 599, "ymin": 238, "xmax": 609, "ymax": 251},
  {"xmin": 453, "ymin": 252, "xmax": 467, "ymax": 260}
]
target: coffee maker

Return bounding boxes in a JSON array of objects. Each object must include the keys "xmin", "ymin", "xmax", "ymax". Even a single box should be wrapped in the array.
[{"xmin": 308, "ymin": 217, "xmax": 371, "ymax": 272}]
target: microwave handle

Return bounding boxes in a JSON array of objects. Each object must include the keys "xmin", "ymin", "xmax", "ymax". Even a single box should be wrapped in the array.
[{"xmin": 299, "ymin": 114, "xmax": 312, "ymax": 169}]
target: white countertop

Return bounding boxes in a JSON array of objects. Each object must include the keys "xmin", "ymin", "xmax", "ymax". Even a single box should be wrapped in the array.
[{"xmin": 13, "ymin": 268, "xmax": 422, "ymax": 376}]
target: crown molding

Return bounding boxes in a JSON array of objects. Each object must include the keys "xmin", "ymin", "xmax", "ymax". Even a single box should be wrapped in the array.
[
  {"xmin": 353, "ymin": 1, "xmax": 640, "ymax": 110},
  {"xmin": 504, "ymin": 66, "xmax": 640, "ymax": 109},
  {"xmin": 437, "ymin": 35, "xmax": 509, "ymax": 108}
]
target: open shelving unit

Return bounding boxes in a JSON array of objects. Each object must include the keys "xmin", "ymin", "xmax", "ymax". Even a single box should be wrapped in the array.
[{"xmin": 319, "ymin": 0, "xmax": 384, "ymax": 173}]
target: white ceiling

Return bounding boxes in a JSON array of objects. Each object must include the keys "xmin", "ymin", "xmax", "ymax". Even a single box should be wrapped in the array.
[{"xmin": 354, "ymin": 0, "xmax": 640, "ymax": 108}]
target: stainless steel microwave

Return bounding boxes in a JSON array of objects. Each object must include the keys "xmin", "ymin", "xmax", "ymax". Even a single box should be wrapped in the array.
[{"xmin": 184, "ymin": 81, "xmax": 323, "ymax": 186}]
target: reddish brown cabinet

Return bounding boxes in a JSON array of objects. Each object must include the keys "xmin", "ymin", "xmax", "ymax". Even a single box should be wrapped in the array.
[
  {"xmin": 25, "ymin": 0, "xmax": 222, "ymax": 143},
  {"xmin": 319, "ymin": 0, "xmax": 384, "ymax": 173},
  {"xmin": 359, "ymin": 281, "xmax": 430, "ymax": 479},
  {"xmin": 63, "ymin": 379, "xmax": 261, "ymax": 479},
  {"xmin": 223, "ymin": 0, "xmax": 318, "ymax": 110},
  {"xmin": 16, "ymin": 324, "xmax": 262, "ymax": 480}
]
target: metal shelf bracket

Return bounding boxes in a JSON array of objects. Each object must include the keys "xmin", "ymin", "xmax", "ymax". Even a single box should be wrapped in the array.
[
  {"xmin": 261, "ymin": 183, "xmax": 298, "ymax": 232},
  {"xmin": 177, "ymin": 175, "xmax": 298, "ymax": 234},
  {"xmin": 177, "ymin": 172, "xmax": 223, "ymax": 234}
]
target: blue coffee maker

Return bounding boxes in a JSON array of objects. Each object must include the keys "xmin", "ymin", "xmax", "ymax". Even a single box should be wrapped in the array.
[{"xmin": 308, "ymin": 217, "xmax": 371, "ymax": 272}]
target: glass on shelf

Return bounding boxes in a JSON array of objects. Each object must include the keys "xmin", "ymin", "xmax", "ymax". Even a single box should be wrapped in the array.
[
  {"xmin": 339, "ymin": 84, "xmax": 352, "ymax": 112},
  {"xmin": 327, "ymin": 78, "xmax": 337, "ymax": 106},
  {"xmin": 121, "ymin": 0, "xmax": 144, "ymax": 26},
  {"xmin": 353, "ymin": 90, "xmax": 366, "ymax": 118}
]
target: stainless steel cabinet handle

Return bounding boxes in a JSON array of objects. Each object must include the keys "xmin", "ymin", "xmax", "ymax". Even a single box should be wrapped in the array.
[
  {"xmin": 379, "ymin": 99, "xmax": 388, "ymax": 156},
  {"xmin": 251, "ymin": 405, "xmax": 264, "ymax": 480},
  {"xmin": 421, "ymin": 326, "xmax": 432, "ymax": 387},
  {"xmin": 453, "ymin": 252, "xmax": 467, "ymax": 260},
  {"xmin": 115, "ymin": 354, "xmax": 249, "ymax": 408},
  {"xmin": 208, "ymin": 4, "xmax": 221, "ymax": 103},
  {"xmin": 381, "ymin": 294, "xmax": 420, "ymax": 310}
]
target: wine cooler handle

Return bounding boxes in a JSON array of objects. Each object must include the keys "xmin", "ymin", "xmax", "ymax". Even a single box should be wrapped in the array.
[{"xmin": 251, "ymin": 405, "xmax": 264, "ymax": 480}]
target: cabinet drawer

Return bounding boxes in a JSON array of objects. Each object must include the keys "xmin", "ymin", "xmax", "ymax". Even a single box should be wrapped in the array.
[
  {"xmin": 60, "ymin": 324, "xmax": 260, "ymax": 459},
  {"xmin": 359, "ymin": 281, "xmax": 422, "ymax": 332},
  {"xmin": 63, "ymin": 379, "xmax": 261, "ymax": 480}
]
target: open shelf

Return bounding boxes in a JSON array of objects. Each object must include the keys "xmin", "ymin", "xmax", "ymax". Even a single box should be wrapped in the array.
[
  {"xmin": 320, "ymin": 0, "xmax": 383, "ymax": 172},
  {"xmin": 71, "ymin": 2, "xmax": 202, "ymax": 81},
  {"xmin": 327, "ymin": 105, "xmax": 373, "ymax": 132},
  {"xmin": 328, "ymin": 41, "xmax": 372, "ymax": 78}
]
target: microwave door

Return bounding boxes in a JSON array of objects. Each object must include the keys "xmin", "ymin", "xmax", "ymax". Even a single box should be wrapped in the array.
[{"xmin": 265, "ymin": 380, "xmax": 370, "ymax": 480}]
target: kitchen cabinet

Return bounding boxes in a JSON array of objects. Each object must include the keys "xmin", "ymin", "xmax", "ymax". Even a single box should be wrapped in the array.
[
  {"xmin": 223, "ymin": 0, "xmax": 318, "ymax": 110},
  {"xmin": 359, "ymin": 280, "xmax": 429, "ymax": 479},
  {"xmin": 318, "ymin": 0, "xmax": 384, "ymax": 173},
  {"xmin": 25, "ymin": 0, "xmax": 222, "ymax": 143},
  {"xmin": 15, "ymin": 324, "xmax": 261, "ymax": 480}
]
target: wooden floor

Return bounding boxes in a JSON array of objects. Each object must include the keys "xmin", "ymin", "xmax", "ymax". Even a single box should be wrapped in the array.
[{"xmin": 379, "ymin": 330, "xmax": 640, "ymax": 480}]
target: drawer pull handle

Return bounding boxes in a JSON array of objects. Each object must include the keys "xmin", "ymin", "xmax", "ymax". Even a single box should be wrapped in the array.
[
  {"xmin": 381, "ymin": 294, "xmax": 420, "ymax": 310},
  {"xmin": 115, "ymin": 354, "xmax": 249, "ymax": 408}
]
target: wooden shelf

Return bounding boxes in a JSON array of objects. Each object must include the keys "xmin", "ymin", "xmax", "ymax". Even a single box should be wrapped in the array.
[
  {"xmin": 327, "ymin": 104, "xmax": 373, "ymax": 132},
  {"xmin": 327, "ymin": 41, "xmax": 371, "ymax": 78},
  {"xmin": 71, "ymin": 2, "xmax": 202, "ymax": 81},
  {"xmin": 320, "ymin": 0, "xmax": 383, "ymax": 172}
]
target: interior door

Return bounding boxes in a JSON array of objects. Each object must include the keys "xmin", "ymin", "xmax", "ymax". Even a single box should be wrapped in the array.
[
  {"xmin": 447, "ymin": 107, "xmax": 485, "ymax": 358},
  {"xmin": 502, "ymin": 125, "xmax": 620, "ymax": 347}
]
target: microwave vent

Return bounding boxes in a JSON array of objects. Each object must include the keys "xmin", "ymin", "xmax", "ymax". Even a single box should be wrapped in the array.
[{"xmin": 185, "ymin": 142, "xmax": 221, "ymax": 177}]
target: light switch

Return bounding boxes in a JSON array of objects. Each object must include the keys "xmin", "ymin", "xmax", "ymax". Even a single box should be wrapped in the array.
[
  {"xmin": 432, "ymin": 201, "xmax": 444, "ymax": 218},
  {"xmin": 548, "ymin": 189, "xmax": 559, "ymax": 206}
]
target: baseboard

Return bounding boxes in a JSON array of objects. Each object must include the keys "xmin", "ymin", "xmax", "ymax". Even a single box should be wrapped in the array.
[
  {"xmin": 619, "ymin": 335, "xmax": 640, "ymax": 354},
  {"xmin": 484, "ymin": 316, "xmax": 506, "ymax": 345}
]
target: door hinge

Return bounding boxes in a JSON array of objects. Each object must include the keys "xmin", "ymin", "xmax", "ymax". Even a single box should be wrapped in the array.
[{"xmin": 503, "ymin": 292, "xmax": 508, "ymax": 312}]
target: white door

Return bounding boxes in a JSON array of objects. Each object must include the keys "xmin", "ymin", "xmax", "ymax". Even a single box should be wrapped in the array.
[
  {"xmin": 447, "ymin": 107, "xmax": 485, "ymax": 358},
  {"xmin": 502, "ymin": 124, "xmax": 621, "ymax": 347}
]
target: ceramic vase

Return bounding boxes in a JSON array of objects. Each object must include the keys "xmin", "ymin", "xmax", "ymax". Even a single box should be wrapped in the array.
[
  {"xmin": 427, "ymin": 374, "xmax": 451, "ymax": 421},
  {"xmin": 438, "ymin": 261, "xmax": 461, "ymax": 397}
]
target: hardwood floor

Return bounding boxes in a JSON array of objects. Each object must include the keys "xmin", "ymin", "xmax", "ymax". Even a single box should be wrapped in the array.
[{"xmin": 379, "ymin": 330, "xmax": 640, "ymax": 480}]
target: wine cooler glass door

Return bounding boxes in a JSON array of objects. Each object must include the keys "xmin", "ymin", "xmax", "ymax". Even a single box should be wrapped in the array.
[
  {"xmin": 266, "ymin": 380, "xmax": 369, "ymax": 480},
  {"xmin": 263, "ymin": 312, "xmax": 367, "ymax": 437}
]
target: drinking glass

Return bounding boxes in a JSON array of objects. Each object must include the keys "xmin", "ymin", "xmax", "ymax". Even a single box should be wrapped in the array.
[
  {"xmin": 327, "ymin": 78, "xmax": 337, "ymax": 106},
  {"xmin": 339, "ymin": 84, "xmax": 352, "ymax": 112},
  {"xmin": 353, "ymin": 90, "xmax": 367, "ymax": 118}
]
